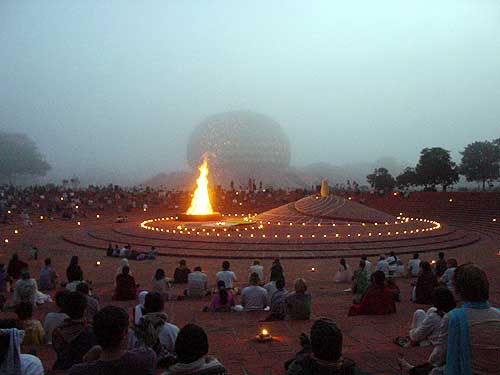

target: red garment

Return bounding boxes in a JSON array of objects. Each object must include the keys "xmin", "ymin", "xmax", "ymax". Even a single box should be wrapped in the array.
[
  {"xmin": 350, "ymin": 286, "xmax": 396, "ymax": 316},
  {"xmin": 114, "ymin": 274, "xmax": 137, "ymax": 301}
]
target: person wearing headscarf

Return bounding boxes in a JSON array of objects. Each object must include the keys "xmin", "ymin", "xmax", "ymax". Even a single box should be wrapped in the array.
[
  {"xmin": 0, "ymin": 324, "xmax": 44, "ymax": 375},
  {"xmin": 285, "ymin": 318, "xmax": 359, "ymax": 375},
  {"xmin": 116, "ymin": 259, "xmax": 131, "ymax": 276},
  {"xmin": 413, "ymin": 261, "xmax": 438, "ymax": 305},
  {"xmin": 113, "ymin": 266, "xmax": 137, "ymax": 301},
  {"xmin": 349, "ymin": 271, "xmax": 396, "ymax": 316},
  {"xmin": 133, "ymin": 291, "xmax": 148, "ymax": 325}
]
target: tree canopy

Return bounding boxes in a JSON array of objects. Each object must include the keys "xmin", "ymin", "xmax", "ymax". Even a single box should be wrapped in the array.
[
  {"xmin": 415, "ymin": 147, "xmax": 459, "ymax": 191},
  {"xmin": 0, "ymin": 131, "xmax": 51, "ymax": 183},
  {"xmin": 459, "ymin": 140, "xmax": 500, "ymax": 190},
  {"xmin": 366, "ymin": 167, "xmax": 396, "ymax": 192},
  {"xmin": 396, "ymin": 167, "xmax": 418, "ymax": 189}
]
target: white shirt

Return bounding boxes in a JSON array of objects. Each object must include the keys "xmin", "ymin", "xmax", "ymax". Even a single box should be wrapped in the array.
[
  {"xmin": 241, "ymin": 285, "xmax": 268, "ymax": 311},
  {"xmin": 216, "ymin": 270, "xmax": 236, "ymax": 289},
  {"xmin": 187, "ymin": 271, "xmax": 208, "ymax": 297},
  {"xmin": 364, "ymin": 260, "xmax": 372, "ymax": 273},
  {"xmin": 20, "ymin": 354, "xmax": 44, "ymax": 375},
  {"xmin": 408, "ymin": 259, "xmax": 421, "ymax": 277},
  {"xmin": 376, "ymin": 260, "xmax": 389, "ymax": 275},
  {"xmin": 43, "ymin": 312, "xmax": 68, "ymax": 344},
  {"xmin": 440, "ymin": 267, "xmax": 456, "ymax": 292},
  {"xmin": 128, "ymin": 322, "xmax": 179, "ymax": 353},
  {"xmin": 248, "ymin": 265, "xmax": 264, "ymax": 282}
]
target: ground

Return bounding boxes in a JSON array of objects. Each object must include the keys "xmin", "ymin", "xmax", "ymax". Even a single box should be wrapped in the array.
[{"xmin": 1, "ymin": 193, "xmax": 499, "ymax": 375}]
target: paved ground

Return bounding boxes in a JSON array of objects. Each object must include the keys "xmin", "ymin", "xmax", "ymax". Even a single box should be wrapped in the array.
[{"xmin": 1, "ymin": 202, "xmax": 499, "ymax": 375}]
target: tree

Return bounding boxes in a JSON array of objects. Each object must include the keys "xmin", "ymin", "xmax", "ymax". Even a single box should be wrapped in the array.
[
  {"xmin": 396, "ymin": 167, "xmax": 418, "ymax": 189},
  {"xmin": 415, "ymin": 147, "xmax": 459, "ymax": 191},
  {"xmin": 366, "ymin": 167, "xmax": 396, "ymax": 193},
  {"xmin": 459, "ymin": 141, "xmax": 500, "ymax": 190},
  {"xmin": 0, "ymin": 131, "xmax": 51, "ymax": 183}
]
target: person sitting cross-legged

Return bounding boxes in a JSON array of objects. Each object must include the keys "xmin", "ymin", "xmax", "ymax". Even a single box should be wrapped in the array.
[
  {"xmin": 265, "ymin": 277, "xmax": 287, "ymax": 321},
  {"xmin": 162, "ymin": 324, "xmax": 226, "ymax": 375},
  {"xmin": 113, "ymin": 266, "xmax": 137, "ymax": 301},
  {"xmin": 240, "ymin": 273, "xmax": 268, "ymax": 311},
  {"xmin": 52, "ymin": 291, "xmax": 95, "ymax": 370},
  {"xmin": 129, "ymin": 292, "xmax": 179, "ymax": 367},
  {"xmin": 76, "ymin": 282, "xmax": 100, "ymax": 323},
  {"xmin": 349, "ymin": 271, "xmax": 396, "ymax": 316},
  {"xmin": 209, "ymin": 281, "xmax": 235, "ymax": 312},
  {"xmin": 185, "ymin": 266, "xmax": 208, "ymax": 298},
  {"xmin": 68, "ymin": 306, "xmax": 156, "ymax": 375},
  {"xmin": 285, "ymin": 278, "xmax": 311, "ymax": 320},
  {"xmin": 285, "ymin": 318, "xmax": 360, "ymax": 375},
  {"xmin": 412, "ymin": 261, "xmax": 437, "ymax": 305}
]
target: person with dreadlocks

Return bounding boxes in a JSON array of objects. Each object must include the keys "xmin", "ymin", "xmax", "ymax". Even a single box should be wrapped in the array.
[
  {"xmin": 285, "ymin": 318, "xmax": 359, "ymax": 375},
  {"xmin": 162, "ymin": 324, "xmax": 225, "ymax": 375}
]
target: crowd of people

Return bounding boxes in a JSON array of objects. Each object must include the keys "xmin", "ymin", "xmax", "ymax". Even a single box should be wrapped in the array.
[{"xmin": 0, "ymin": 245, "xmax": 498, "ymax": 375}]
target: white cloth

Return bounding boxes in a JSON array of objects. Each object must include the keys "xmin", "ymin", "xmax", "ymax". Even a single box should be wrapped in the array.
[
  {"xmin": 162, "ymin": 356, "xmax": 223, "ymax": 375},
  {"xmin": 187, "ymin": 271, "xmax": 208, "ymax": 297},
  {"xmin": 128, "ymin": 322, "xmax": 179, "ymax": 354},
  {"xmin": 364, "ymin": 260, "xmax": 372, "ymax": 273},
  {"xmin": 0, "ymin": 329, "xmax": 44, "ymax": 375},
  {"xmin": 409, "ymin": 307, "xmax": 442, "ymax": 346},
  {"xmin": 241, "ymin": 285, "xmax": 268, "ymax": 311},
  {"xmin": 334, "ymin": 265, "xmax": 352, "ymax": 283},
  {"xmin": 116, "ymin": 259, "xmax": 130, "ymax": 275},
  {"xmin": 20, "ymin": 354, "xmax": 44, "ymax": 375},
  {"xmin": 216, "ymin": 270, "xmax": 236, "ymax": 289},
  {"xmin": 43, "ymin": 312, "xmax": 68, "ymax": 344},
  {"xmin": 376, "ymin": 260, "xmax": 389, "ymax": 275},
  {"xmin": 439, "ymin": 268, "xmax": 456, "ymax": 293},
  {"xmin": 408, "ymin": 259, "xmax": 421, "ymax": 277},
  {"xmin": 248, "ymin": 265, "xmax": 264, "ymax": 282}
]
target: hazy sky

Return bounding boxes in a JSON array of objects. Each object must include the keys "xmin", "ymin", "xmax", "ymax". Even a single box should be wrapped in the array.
[{"xmin": 1, "ymin": 1, "xmax": 499, "ymax": 185}]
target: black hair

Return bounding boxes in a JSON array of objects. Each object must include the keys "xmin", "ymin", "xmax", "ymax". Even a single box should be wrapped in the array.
[
  {"xmin": 249, "ymin": 272, "xmax": 260, "ymax": 284},
  {"xmin": 275, "ymin": 277, "xmax": 285, "ymax": 290},
  {"xmin": 44, "ymin": 258, "xmax": 51, "ymax": 266},
  {"xmin": 64, "ymin": 291, "xmax": 88, "ymax": 319},
  {"xmin": 453, "ymin": 264, "xmax": 489, "ymax": 302},
  {"xmin": 222, "ymin": 261, "xmax": 230, "ymax": 270},
  {"xmin": 310, "ymin": 318, "xmax": 342, "ymax": 361},
  {"xmin": 55, "ymin": 290, "xmax": 71, "ymax": 310},
  {"xmin": 371, "ymin": 271, "xmax": 385, "ymax": 287},
  {"xmin": 15, "ymin": 301, "xmax": 33, "ymax": 320},
  {"xmin": 194, "ymin": 266, "xmax": 202, "ymax": 272},
  {"xmin": 144, "ymin": 292, "xmax": 164, "ymax": 313},
  {"xmin": 76, "ymin": 282, "xmax": 90, "ymax": 296},
  {"xmin": 93, "ymin": 306, "xmax": 129, "ymax": 349},
  {"xmin": 421, "ymin": 261, "xmax": 432, "ymax": 273},
  {"xmin": 438, "ymin": 252, "xmax": 445, "ymax": 259},
  {"xmin": 413, "ymin": 253, "xmax": 419, "ymax": 259},
  {"xmin": 154, "ymin": 268, "xmax": 165, "ymax": 280},
  {"xmin": 175, "ymin": 324, "xmax": 209, "ymax": 364},
  {"xmin": 69, "ymin": 255, "xmax": 79, "ymax": 266},
  {"xmin": 431, "ymin": 286, "xmax": 456, "ymax": 313},
  {"xmin": 217, "ymin": 280, "xmax": 228, "ymax": 305}
]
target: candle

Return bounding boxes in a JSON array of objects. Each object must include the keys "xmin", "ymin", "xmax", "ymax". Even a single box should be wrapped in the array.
[
  {"xmin": 96, "ymin": 261, "xmax": 101, "ymax": 266},
  {"xmin": 257, "ymin": 328, "xmax": 272, "ymax": 342},
  {"xmin": 311, "ymin": 267, "xmax": 316, "ymax": 272}
]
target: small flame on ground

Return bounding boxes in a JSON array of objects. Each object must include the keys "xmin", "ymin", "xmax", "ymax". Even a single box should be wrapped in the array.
[{"xmin": 187, "ymin": 157, "xmax": 214, "ymax": 215}]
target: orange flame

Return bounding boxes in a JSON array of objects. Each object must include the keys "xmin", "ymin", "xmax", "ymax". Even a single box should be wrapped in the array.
[{"xmin": 187, "ymin": 157, "xmax": 214, "ymax": 215}]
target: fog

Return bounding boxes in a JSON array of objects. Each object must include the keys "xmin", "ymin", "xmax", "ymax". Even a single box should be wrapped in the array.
[{"xmin": 1, "ymin": 1, "xmax": 499, "ymax": 186}]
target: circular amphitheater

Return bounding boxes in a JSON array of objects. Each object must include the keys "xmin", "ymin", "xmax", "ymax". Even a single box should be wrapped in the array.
[{"xmin": 63, "ymin": 194, "xmax": 482, "ymax": 260}]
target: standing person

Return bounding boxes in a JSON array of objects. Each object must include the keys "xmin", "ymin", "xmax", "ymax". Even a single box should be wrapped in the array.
[
  {"xmin": 412, "ymin": 262, "xmax": 438, "ymax": 304},
  {"xmin": 7, "ymin": 254, "xmax": 28, "ymax": 280},
  {"xmin": 435, "ymin": 252, "xmax": 447, "ymax": 278},
  {"xmin": 173, "ymin": 260, "xmax": 190, "ymax": 284},
  {"xmin": 352, "ymin": 260, "xmax": 368, "ymax": 304},
  {"xmin": 151, "ymin": 269, "xmax": 172, "ymax": 301},
  {"xmin": 52, "ymin": 292, "xmax": 94, "ymax": 370},
  {"xmin": 66, "ymin": 256, "xmax": 83, "ymax": 284},
  {"xmin": 39, "ymin": 257, "xmax": 58, "ymax": 291},
  {"xmin": 334, "ymin": 258, "xmax": 352, "ymax": 283},
  {"xmin": 185, "ymin": 266, "xmax": 208, "ymax": 298},
  {"xmin": 240, "ymin": 273, "xmax": 268, "ymax": 311},
  {"xmin": 113, "ymin": 266, "xmax": 137, "ymax": 301},
  {"xmin": 44, "ymin": 290, "xmax": 70, "ymax": 344},
  {"xmin": 407, "ymin": 253, "xmax": 421, "ymax": 278},
  {"xmin": 68, "ymin": 306, "xmax": 156, "ymax": 375},
  {"xmin": 216, "ymin": 261, "xmax": 237, "ymax": 290},
  {"xmin": 387, "ymin": 251, "xmax": 398, "ymax": 276},
  {"xmin": 248, "ymin": 260, "xmax": 264, "ymax": 284},
  {"xmin": 285, "ymin": 279, "xmax": 312, "ymax": 320}
]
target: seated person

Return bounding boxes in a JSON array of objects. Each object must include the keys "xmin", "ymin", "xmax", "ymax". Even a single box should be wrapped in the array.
[
  {"xmin": 173, "ymin": 260, "xmax": 191, "ymax": 284},
  {"xmin": 66, "ymin": 256, "xmax": 84, "ymax": 284},
  {"xmin": 334, "ymin": 258, "xmax": 352, "ymax": 283},
  {"xmin": 399, "ymin": 264, "xmax": 500, "ymax": 375},
  {"xmin": 216, "ymin": 261, "xmax": 237, "ymax": 290},
  {"xmin": 352, "ymin": 260, "xmax": 368, "ymax": 304},
  {"xmin": 386, "ymin": 277, "xmax": 401, "ymax": 302},
  {"xmin": 349, "ymin": 271, "xmax": 396, "ymax": 316},
  {"xmin": 147, "ymin": 246, "xmax": 157, "ymax": 260},
  {"xmin": 265, "ymin": 277, "xmax": 287, "ymax": 321},
  {"xmin": 412, "ymin": 261, "xmax": 437, "ymax": 304},
  {"xmin": 408, "ymin": 287, "xmax": 456, "ymax": 347},
  {"xmin": 68, "ymin": 306, "xmax": 156, "ymax": 375},
  {"xmin": 439, "ymin": 258, "xmax": 457, "ymax": 293},
  {"xmin": 263, "ymin": 269, "xmax": 281, "ymax": 302},
  {"xmin": 151, "ymin": 269, "xmax": 172, "ymax": 301},
  {"xmin": 186, "ymin": 266, "xmax": 208, "ymax": 298},
  {"xmin": 241, "ymin": 273, "xmax": 268, "ymax": 311},
  {"xmin": 13, "ymin": 269, "xmax": 38, "ymax": 307},
  {"xmin": 7, "ymin": 254, "xmax": 28, "ymax": 280},
  {"xmin": 285, "ymin": 278, "xmax": 311, "ymax": 320},
  {"xmin": 106, "ymin": 243, "xmax": 114, "ymax": 257},
  {"xmin": 39, "ymin": 257, "xmax": 58, "ymax": 291},
  {"xmin": 133, "ymin": 291, "xmax": 149, "ymax": 325},
  {"xmin": 44, "ymin": 290, "xmax": 69, "ymax": 344},
  {"xmin": 113, "ymin": 266, "xmax": 137, "ymax": 301},
  {"xmin": 0, "ymin": 320, "xmax": 44, "ymax": 375},
  {"xmin": 285, "ymin": 318, "xmax": 359, "ymax": 375},
  {"xmin": 52, "ymin": 292, "xmax": 94, "ymax": 370},
  {"xmin": 15, "ymin": 302, "xmax": 44, "ymax": 347},
  {"xmin": 209, "ymin": 281, "xmax": 235, "ymax": 312},
  {"xmin": 129, "ymin": 292, "xmax": 179, "ymax": 365},
  {"xmin": 162, "ymin": 324, "xmax": 225, "ymax": 375},
  {"xmin": 248, "ymin": 260, "xmax": 264, "ymax": 284},
  {"xmin": 407, "ymin": 253, "xmax": 421, "ymax": 278},
  {"xmin": 76, "ymin": 282, "xmax": 100, "ymax": 323}
]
